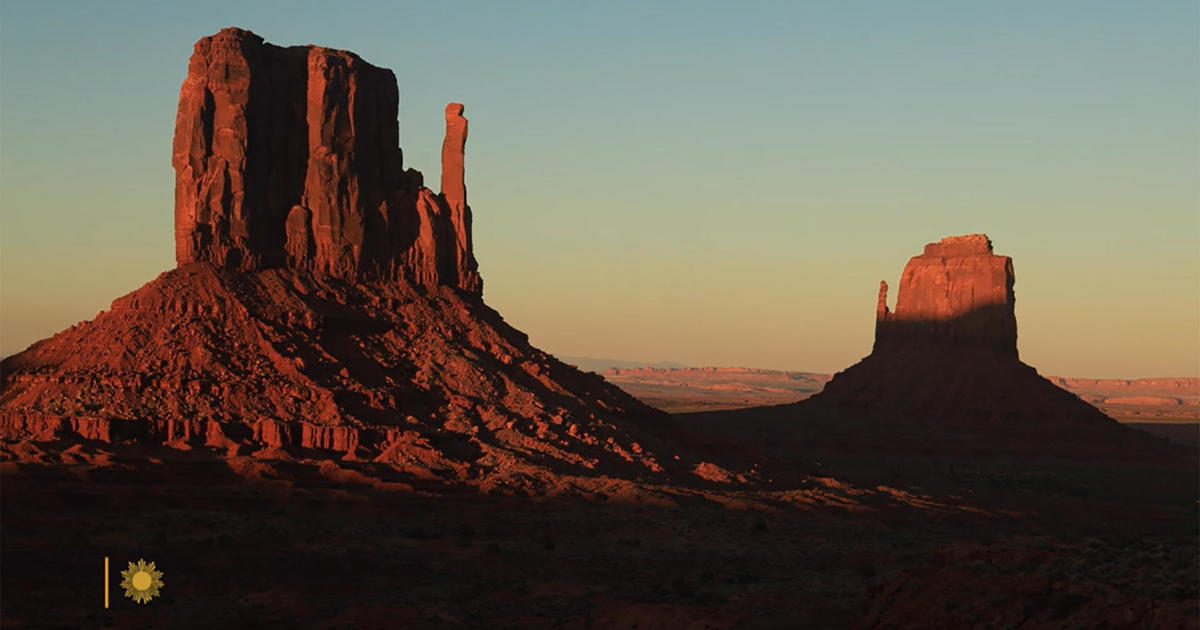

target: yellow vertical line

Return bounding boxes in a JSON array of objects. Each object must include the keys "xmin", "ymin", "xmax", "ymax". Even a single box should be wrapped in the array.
[{"xmin": 104, "ymin": 556, "xmax": 109, "ymax": 608}]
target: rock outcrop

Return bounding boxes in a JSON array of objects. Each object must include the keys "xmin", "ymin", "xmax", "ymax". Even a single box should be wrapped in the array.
[
  {"xmin": 874, "ymin": 234, "xmax": 1016, "ymax": 355},
  {"xmin": 794, "ymin": 234, "xmax": 1163, "ymax": 457},
  {"xmin": 173, "ymin": 27, "xmax": 479, "ymax": 293},
  {"xmin": 1, "ymin": 28, "xmax": 679, "ymax": 491}
]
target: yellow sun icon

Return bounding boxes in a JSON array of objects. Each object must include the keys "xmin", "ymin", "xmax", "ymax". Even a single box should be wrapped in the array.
[{"xmin": 120, "ymin": 559, "xmax": 164, "ymax": 604}]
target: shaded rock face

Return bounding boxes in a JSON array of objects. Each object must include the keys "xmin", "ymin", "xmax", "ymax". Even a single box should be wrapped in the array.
[
  {"xmin": 174, "ymin": 28, "xmax": 479, "ymax": 293},
  {"xmin": 874, "ymin": 234, "xmax": 1017, "ymax": 356}
]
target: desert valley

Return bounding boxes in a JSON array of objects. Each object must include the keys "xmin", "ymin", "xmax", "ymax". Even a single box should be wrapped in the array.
[{"xmin": 1, "ymin": 26, "xmax": 1196, "ymax": 630}]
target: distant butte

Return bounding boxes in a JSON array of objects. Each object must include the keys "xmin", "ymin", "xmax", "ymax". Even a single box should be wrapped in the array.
[
  {"xmin": 808, "ymin": 233, "xmax": 1163, "ymax": 456},
  {"xmin": 676, "ymin": 234, "xmax": 1176, "ymax": 461}
]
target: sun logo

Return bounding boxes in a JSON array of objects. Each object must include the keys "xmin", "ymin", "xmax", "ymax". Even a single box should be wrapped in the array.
[{"xmin": 120, "ymin": 559, "xmax": 164, "ymax": 604}]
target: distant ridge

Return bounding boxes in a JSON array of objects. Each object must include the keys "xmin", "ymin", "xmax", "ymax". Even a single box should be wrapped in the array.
[
  {"xmin": 561, "ymin": 357, "xmax": 689, "ymax": 373},
  {"xmin": 601, "ymin": 366, "xmax": 1198, "ymax": 424}
]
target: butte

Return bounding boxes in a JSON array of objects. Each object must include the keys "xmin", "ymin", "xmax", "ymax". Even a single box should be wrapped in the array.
[
  {"xmin": 0, "ymin": 28, "xmax": 675, "ymax": 490},
  {"xmin": 679, "ymin": 234, "xmax": 1178, "ymax": 461}
]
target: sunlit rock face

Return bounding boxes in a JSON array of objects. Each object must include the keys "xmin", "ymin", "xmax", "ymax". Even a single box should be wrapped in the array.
[
  {"xmin": 874, "ymin": 234, "xmax": 1017, "ymax": 357},
  {"xmin": 173, "ymin": 27, "xmax": 479, "ymax": 293},
  {"xmin": 438, "ymin": 102, "xmax": 481, "ymax": 294}
]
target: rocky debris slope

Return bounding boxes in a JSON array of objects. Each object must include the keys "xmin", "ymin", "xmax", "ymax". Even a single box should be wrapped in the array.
[
  {"xmin": 1, "ymin": 28, "xmax": 676, "ymax": 490},
  {"xmin": 1, "ymin": 264, "xmax": 672, "ymax": 487}
]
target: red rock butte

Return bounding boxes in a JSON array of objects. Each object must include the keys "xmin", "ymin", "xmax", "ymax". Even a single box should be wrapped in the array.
[
  {"xmin": 874, "ymin": 234, "xmax": 1017, "ymax": 356},
  {"xmin": 174, "ymin": 28, "xmax": 479, "ymax": 292},
  {"xmin": 0, "ymin": 28, "xmax": 676, "ymax": 490},
  {"xmin": 800, "ymin": 233, "xmax": 1162, "ymax": 457}
]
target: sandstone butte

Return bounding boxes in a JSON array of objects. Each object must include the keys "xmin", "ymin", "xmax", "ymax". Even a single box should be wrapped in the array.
[
  {"xmin": 0, "ymin": 28, "xmax": 677, "ymax": 491},
  {"xmin": 172, "ymin": 29, "xmax": 479, "ymax": 291},
  {"xmin": 806, "ymin": 234, "xmax": 1164, "ymax": 457}
]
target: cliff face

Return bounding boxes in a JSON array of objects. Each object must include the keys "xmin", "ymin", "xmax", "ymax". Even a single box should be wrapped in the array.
[
  {"xmin": 173, "ymin": 27, "xmax": 479, "ymax": 293},
  {"xmin": 874, "ymin": 234, "xmax": 1017, "ymax": 356}
]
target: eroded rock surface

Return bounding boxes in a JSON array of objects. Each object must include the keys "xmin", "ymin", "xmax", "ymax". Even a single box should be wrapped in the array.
[
  {"xmin": 874, "ymin": 234, "xmax": 1016, "ymax": 355},
  {"xmin": 439, "ymin": 103, "xmax": 481, "ymax": 294},
  {"xmin": 173, "ymin": 27, "xmax": 479, "ymax": 293}
]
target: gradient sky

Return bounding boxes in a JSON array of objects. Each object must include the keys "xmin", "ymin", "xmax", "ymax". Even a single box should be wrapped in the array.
[{"xmin": 1, "ymin": 1, "xmax": 1197, "ymax": 377}]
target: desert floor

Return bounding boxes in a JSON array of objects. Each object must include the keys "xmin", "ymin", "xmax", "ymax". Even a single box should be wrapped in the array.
[
  {"xmin": 2, "ymin": 424, "xmax": 1196, "ymax": 629},
  {"xmin": 603, "ymin": 367, "xmax": 1198, "ymax": 450}
]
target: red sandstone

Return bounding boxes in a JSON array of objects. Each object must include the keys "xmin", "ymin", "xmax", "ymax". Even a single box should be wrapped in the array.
[
  {"xmin": 1, "ymin": 28, "xmax": 674, "ymax": 489},
  {"xmin": 803, "ymin": 234, "xmax": 1163, "ymax": 454},
  {"xmin": 173, "ymin": 28, "xmax": 479, "ymax": 293},
  {"xmin": 874, "ymin": 234, "xmax": 1016, "ymax": 355}
]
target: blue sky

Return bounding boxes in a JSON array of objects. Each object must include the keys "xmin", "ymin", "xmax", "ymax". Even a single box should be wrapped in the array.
[{"xmin": 2, "ymin": 1, "xmax": 1197, "ymax": 376}]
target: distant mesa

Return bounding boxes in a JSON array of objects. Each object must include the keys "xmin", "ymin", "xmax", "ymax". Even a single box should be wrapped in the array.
[
  {"xmin": 562, "ymin": 357, "xmax": 691, "ymax": 373},
  {"xmin": 0, "ymin": 28, "xmax": 673, "ymax": 491}
]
